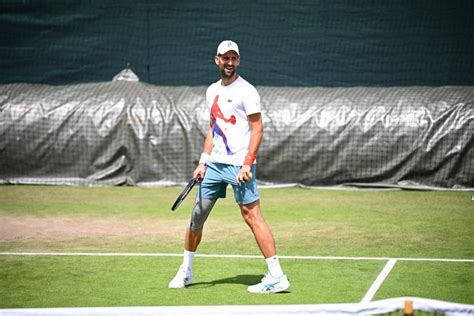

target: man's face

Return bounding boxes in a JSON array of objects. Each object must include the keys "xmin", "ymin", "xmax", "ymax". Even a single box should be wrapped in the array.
[{"xmin": 215, "ymin": 51, "xmax": 240, "ymax": 78}]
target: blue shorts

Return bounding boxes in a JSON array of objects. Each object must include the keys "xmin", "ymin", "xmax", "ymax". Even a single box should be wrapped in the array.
[{"xmin": 198, "ymin": 161, "xmax": 259, "ymax": 205}]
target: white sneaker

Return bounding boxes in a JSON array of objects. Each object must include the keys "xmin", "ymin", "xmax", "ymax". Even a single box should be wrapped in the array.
[
  {"xmin": 168, "ymin": 265, "xmax": 193, "ymax": 288},
  {"xmin": 247, "ymin": 273, "xmax": 290, "ymax": 294}
]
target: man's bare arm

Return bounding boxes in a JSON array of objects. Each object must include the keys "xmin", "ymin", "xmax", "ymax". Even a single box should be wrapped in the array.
[{"xmin": 237, "ymin": 113, "xmax": 263, "ymax": 183}]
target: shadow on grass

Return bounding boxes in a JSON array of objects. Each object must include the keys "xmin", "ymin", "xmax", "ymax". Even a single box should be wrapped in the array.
[
  {"xmin": 188, "ymin": 274, "xmax": 262, "ymax": 289},
  {"xmin": 188, "ymin": 274, "xmax": 291, "ymax": 294}
]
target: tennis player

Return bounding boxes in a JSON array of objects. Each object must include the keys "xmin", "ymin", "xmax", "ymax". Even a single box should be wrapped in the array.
[{"xmin": 168, "ymin": 40, "xmax": 290, "ymax": 294}]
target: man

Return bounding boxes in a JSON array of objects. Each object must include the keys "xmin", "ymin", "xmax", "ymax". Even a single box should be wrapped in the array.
[{"xmin": 168, "ymin": 40, "xmax": 290, "ymax": 294}]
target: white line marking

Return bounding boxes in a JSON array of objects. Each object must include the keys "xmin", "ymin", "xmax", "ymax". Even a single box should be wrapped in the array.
[
  {"xmin": 361, "ymin": 259, "xmax": 397, "ymax": 303},
  {"xmin": 1, "ymin": 297, "xmax": 474, "ymax": 316},
  {"xmin": 0, "ymin": 252, "xmax": 473, "ymax": 262}
]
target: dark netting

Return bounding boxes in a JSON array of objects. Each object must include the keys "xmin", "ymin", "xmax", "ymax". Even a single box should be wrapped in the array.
[
  {"xmin": 1, "ymin": 1, "xmax": 473, "ymax": 87},
  {"xmin": 0, "ymin": 82, "xmax": 472, "ymax": 189}
]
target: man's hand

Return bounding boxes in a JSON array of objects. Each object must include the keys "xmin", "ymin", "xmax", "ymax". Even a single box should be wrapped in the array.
[
  {"xmin": 193, "ymin": 163, "xmax": 206, "ymax": 181},
  {"xmin": 237, "ymin": 165, "xmax": 253, "ymax": 184}
]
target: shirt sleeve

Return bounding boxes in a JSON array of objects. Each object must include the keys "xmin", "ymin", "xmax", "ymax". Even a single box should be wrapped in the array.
[
  {"xmin": 205, "ymin": 86, "xmax": 212, "ymax": 108},
  {"xmin": 243, "ymin": 85, "xmax": 261, "ymax": 115}
]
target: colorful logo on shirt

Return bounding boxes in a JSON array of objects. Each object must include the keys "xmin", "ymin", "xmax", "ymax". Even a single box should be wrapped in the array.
[{"xmin": 211, "ymin": 95, "xmax": 236, "ymax": 155}]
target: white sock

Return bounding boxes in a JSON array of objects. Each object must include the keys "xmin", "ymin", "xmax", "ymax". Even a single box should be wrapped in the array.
[
  {"xmin": 266, "ymin": 255, "xmax": 284, "ymax": 278},
  {"xmin": 182, "ymin": 250, "xmax": 195, "ymax": 270}
]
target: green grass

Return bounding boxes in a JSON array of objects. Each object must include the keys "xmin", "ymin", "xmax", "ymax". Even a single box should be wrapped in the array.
[
  {"xmin": 0, "ymin": 185, "xmax": 473, "ymax": 307},
  {"xmin": 0, "ymin": 256, "xmax": 384, "ymax": 307},
  {"xmin": 375, "ymin": 261, "xmax": 474, "ymax": 303}
]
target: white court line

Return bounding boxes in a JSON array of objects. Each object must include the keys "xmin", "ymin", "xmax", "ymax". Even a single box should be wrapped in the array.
[
  {"xmin": 1, "ymin": 297, "xmax": 474, "ymax": 316},
  {"xmin": 361, "ymin": 259, "xmax": 397, "ymax": 303},
  {"xmin": 0, "ymin": 252, "xmax": 473, "ymax": 262},
  {"xmin": 1, "ymin": 252, "xmax": 472, "ymax": 312}
]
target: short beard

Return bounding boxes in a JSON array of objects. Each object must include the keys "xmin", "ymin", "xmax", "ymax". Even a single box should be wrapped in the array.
[{"xmin": 220, "ymin": 68, "xmax": 235, "ymax": 78}]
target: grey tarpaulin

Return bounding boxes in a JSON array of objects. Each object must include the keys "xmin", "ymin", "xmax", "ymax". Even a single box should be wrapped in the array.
[{"xmin": 0, "ymin": 83, "xmax": 473, "ymax": 189}]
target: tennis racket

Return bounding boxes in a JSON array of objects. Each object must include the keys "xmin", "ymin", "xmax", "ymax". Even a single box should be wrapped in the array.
[{"xmin": 171, "ymin": 178, "xmax": 199, "ymax": 211}]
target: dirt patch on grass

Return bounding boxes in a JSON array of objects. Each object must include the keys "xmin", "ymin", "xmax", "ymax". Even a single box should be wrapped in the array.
[
  {"xmin": 0, "ymin": 215, "xmax": 189, "ymax": 242},
  {"xmin": 0, "ymin": 215, "xmax": 249, "ymax": 243}
]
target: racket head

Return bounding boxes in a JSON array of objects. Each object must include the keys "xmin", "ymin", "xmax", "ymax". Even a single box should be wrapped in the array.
[{"xmin": 171, "ymin": 178, "xmax": 199, "ymax": 211}]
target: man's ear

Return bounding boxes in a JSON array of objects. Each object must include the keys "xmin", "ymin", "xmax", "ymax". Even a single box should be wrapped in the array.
[{"xmin": 214, "ymin": 56, "xmax": 219, "ymax": 65}]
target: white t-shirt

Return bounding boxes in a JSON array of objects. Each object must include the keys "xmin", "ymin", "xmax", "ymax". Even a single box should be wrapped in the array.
[{"xmin": 206, "ymin": 76, "xmax": 261, "ymax": 166}]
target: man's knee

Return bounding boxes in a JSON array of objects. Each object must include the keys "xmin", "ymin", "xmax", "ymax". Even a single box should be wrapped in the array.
[
  {"xmin": 189, "ymin": 198, "xmax": 216, "ymax": 231},
  {"xmin": 240, "ymin": 200, "xmax": 262, "ymax": 225}
]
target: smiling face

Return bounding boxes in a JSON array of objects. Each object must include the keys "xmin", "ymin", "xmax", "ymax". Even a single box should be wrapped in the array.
[{"xmin": 215, "ymin": 50, "xmax": 240, "ymax": 82}]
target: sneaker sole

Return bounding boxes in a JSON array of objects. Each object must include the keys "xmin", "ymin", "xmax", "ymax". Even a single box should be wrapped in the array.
[
  {"xmin": 248, "ymin": 281, "xmax": 290, "ymax": 294},
  {"xmin": 271, "ymin": 282, "xmax": 290, "ymax": 293}
]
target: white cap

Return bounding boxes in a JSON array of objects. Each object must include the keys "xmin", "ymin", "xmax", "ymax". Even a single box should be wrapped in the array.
[{"xmin": 217, "ymin": 40, "xmax": 239, "ymax": 56}]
